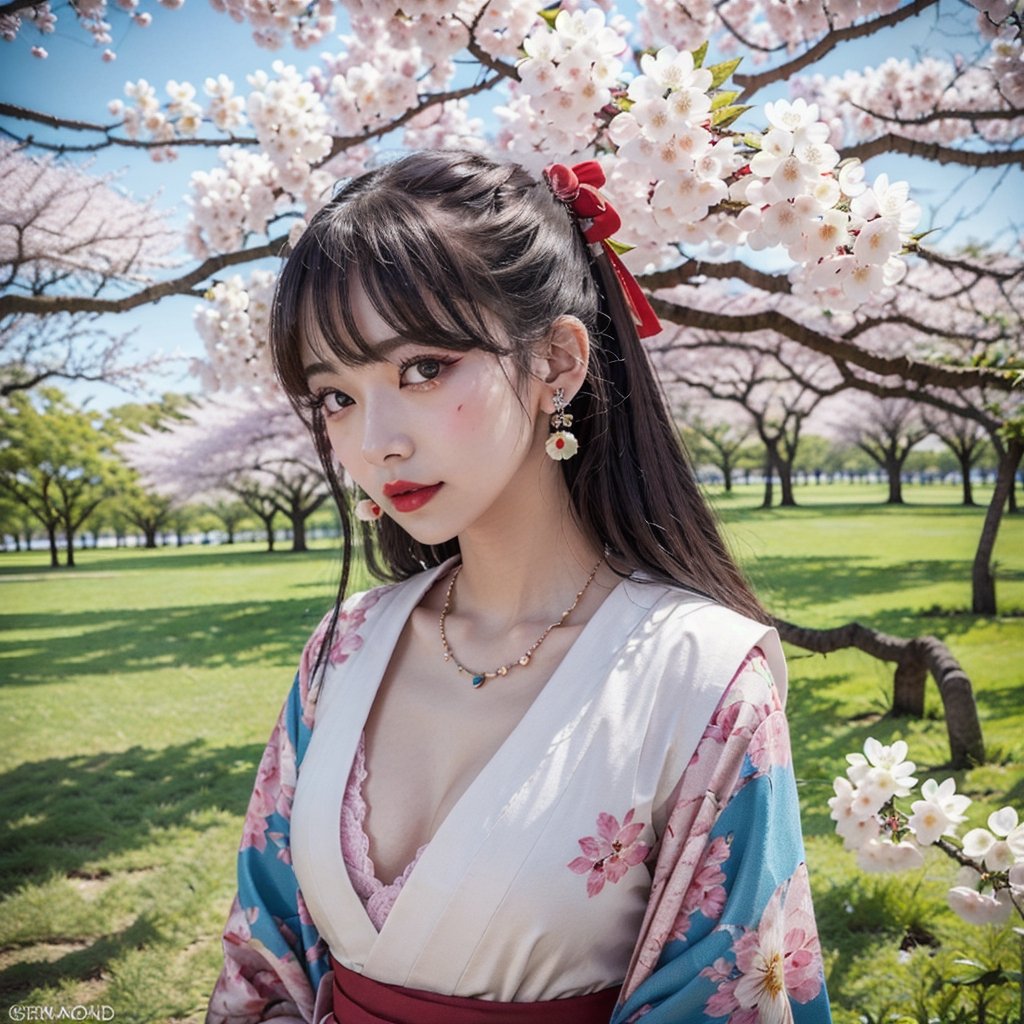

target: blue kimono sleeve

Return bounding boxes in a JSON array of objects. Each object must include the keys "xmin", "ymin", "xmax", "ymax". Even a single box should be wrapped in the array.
[
  {"xmin": 206, "ymin": 673, "xmax": 330, "ymax": 1024},
  {"xmin": 613, "ymin": 658, "xmax": 832, "ymax": 1023}
]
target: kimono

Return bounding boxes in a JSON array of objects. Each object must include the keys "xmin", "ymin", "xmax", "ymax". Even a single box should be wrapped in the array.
[{"xmin": 207, "ymin": 560, "xmax": 832, "ymax": 1024}]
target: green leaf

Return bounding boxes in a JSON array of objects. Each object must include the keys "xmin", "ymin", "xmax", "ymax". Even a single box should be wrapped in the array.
[
  {"xmin": 742, "ymin": 132, "xmax": 762, "ymax": 150},
  {"xmin": 606, "ymin": 238, "xmax": 635, "ymax": 256},
  {"xmin": 691, "ymin": 41, "xmax": 709, "ymax": 68},
  {"xmin": 707, "ymin": 57, "xmax": 742, "ymax": 90},
  {"xmin": 539, "ymin": 6, "xmax": 559, "ymax": 29},
  {"xmin": 711, "ymin": 90, "xmax": 740, "ymax": 111},
  {"xmin": 711, "ymin": 104, "xmax": 751, "ymax": 129}
]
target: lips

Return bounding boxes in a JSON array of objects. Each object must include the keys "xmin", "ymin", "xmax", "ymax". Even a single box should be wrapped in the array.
[{"xmin": 382, "ymin": 480, "xmax": 443, "ymax": 513}]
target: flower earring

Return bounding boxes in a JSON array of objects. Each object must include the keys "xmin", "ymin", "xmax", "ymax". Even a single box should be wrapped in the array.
[
  {"xmin": 545, "ymin": 387, "xmax": 579, "ymax": 461},
  {"xmin": 354, "ymin": 498, "xmax": 382, "ymax": 522}
]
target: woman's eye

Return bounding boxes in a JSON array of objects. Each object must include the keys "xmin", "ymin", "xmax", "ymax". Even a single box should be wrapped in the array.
[
  {"xmin": 316, "ymin": 390, "xmax": 353, "ymax": 415},
  {"xmin": 400, "ymin": 358, "xmax": 444, "ymax": 385}
]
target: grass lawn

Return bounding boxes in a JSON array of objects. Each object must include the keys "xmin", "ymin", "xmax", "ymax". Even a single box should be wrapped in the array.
[{"xmin": 1, "ymin": 481, "xmax": 1022, "ymax": 1022}]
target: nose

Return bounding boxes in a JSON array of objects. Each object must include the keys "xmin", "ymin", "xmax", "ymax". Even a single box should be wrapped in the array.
[{"xmin": 360, "ymin": 394, "xmax": 413, "ymax": 466}]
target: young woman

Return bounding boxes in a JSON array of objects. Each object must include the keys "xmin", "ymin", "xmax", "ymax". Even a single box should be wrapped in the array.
[{"xmin": 206, "ymin": 150, "xmax": 832, "ymax": 1024}]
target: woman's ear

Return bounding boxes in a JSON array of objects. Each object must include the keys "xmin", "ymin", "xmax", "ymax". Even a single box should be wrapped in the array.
[{"xmin": 535, "ymin": 316, "xmax": 590, "ymax": 412}]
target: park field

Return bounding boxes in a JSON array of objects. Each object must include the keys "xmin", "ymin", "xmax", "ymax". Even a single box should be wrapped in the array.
[{"xmin": 0, "ymin": 482, "xmax": 1022, "ymax": 1022}]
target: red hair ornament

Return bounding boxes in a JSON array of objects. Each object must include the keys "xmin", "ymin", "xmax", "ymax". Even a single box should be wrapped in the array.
[{"xmin": 543, "ymin": 161, "xmax": 662, "ymax": 339}]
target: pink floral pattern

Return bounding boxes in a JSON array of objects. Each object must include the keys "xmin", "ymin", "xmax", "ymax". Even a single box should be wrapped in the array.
[
  {"xmin": 569, "ymin": 808, "xmax": 651, "ymax": 897},
  {"xmin": 670, "ymin": 835, "xmax": 732, "ymax": 942},
  {"xmin": 299, "ymin": 590, "xmax": 382, "ymax": 727},
  {"xmin": 240, "ymin": 715, "xmax": 297, "ymax": 854},
  {"xmin": 700, "ymin": 864, "xmax": 823, "ymax": 1021}
]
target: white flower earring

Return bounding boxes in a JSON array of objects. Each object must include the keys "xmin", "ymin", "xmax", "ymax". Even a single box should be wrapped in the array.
[
  {"xmin": 354, "ymin": 498, "xmax": 382, "ymax": 521},
  {"xmin": 545, "ymin": 387, "xmax": 579, "ymax": 461}
]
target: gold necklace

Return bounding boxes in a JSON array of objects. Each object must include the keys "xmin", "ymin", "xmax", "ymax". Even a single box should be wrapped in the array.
[{"xmin": 438, "ymin": 558, "xmax": 603, "ymax": 688}]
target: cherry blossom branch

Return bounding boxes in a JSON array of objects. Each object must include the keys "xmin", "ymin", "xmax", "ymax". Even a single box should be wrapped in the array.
[
  {"xmin": 842, "ymin": 133, "xmax": 1024, "ymax": 168},
  {"xmin": 847, "ymin": 105, "xmax": 1024, "ymax": 128},
  {"xmin": 325, "ymin": 73, "xmax": 503, "ymax": 159},
  {"xmin": 730, "ymin": 0, "xmax": 940, "ymax": 99},
  {"xmin": 649, "ymin": 299, "xmax": 1018, "ymax": 392},
  {"xmin": 641, "ymin": 260, "xmax": 792, "ymax": 294},
  {"xmin": 0, "ymin": 102, "xmax": 259, "ymax": 152},
  {"xmin": 0, "ymin": 236, "xmax": 287, "ymax": 316}
]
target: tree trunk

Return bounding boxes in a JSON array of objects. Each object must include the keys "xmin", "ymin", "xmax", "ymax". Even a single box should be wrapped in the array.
[
  {"xmin": 64, "ymin": 530, "xmax": 75, "ymax": 567},
  {"xmin": 775, "ymin": 618, "xmax": 985, "ymax": 768},
  {"xmin": 47, "ymin": 525, "xmax": 59, "ymax": 567},
  {"xmin": 722, "ymin": 457, "xmax": 733, "ymax": 493},
  {"xmin": 290, "ymin": 508, "xmax": 307, "ymax": 552},
  {"xmin": 761, "ymin": 452, "xmax": 774, "ymax": 509},
  {"xmin": 886, "ymin": 458, "xmax": 904, "ymax": 504},
  {"xmin": 778, "ymin": 458, "xmax": 797, "ymax": 507},
  {"xmin": 260, "ymin": 513, "xmax": 276, "ymax": 552},
  {"xmin": 958, "ymin": 452, "xmax": 975, "ymax": 506},
  {"xmin": 972, "ymin": 439, "xmax": 1023, "ymax": 614},
  {"xmin": 144, "ymin": 526, "xmax": 157, "ymax": 548}
]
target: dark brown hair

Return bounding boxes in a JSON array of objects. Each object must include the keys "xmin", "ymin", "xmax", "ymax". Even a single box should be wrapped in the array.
[{"xmin": 271, "ymin": 149, "xmax": 764, "ymax": 628}]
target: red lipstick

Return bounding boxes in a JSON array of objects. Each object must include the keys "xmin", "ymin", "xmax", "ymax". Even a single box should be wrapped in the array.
[{"xmin": 382, "ymin": 480, "xmax": 443, "ymax": 513}]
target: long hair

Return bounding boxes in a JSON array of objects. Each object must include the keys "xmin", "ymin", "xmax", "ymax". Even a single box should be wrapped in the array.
[{"xmin": 271, "ymin": 149, "xmax": 764, "ymax": 648}]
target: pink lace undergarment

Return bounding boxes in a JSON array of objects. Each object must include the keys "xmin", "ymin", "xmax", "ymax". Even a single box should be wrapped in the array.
[{"xmin": 340, "ymin": 732, "xmax": 429, "ymax": 931}]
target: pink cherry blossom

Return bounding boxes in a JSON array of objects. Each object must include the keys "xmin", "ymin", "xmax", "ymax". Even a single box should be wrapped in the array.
[
  {"xmin": 703, "ymin": 864, "xmax": 823, "ymax": 1019},
  {"xmin": 568, "ymin": 808, "xmax": 651, "ymax": 897}
]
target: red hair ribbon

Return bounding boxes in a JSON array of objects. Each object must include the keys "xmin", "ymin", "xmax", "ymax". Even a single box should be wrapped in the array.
[{"xmin": 543, "ymin": 160, "xmax": 662, "ymax": 339}]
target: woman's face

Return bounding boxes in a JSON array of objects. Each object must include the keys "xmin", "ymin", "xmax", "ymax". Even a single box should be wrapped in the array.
[{"xmin": 300, "ymin": 284, "xmax": 555, "ymax": 547}]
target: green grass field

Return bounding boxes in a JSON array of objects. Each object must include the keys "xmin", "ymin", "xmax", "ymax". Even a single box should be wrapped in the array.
[{"xmin": 1, "ymin": 482, "xmax": 1022, "ymax": 1022}]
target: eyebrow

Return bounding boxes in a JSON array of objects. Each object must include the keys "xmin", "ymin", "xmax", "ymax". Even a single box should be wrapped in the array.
[{"xmin": 302, "ymin": 335, "xmax": 410, "ymax": 379}]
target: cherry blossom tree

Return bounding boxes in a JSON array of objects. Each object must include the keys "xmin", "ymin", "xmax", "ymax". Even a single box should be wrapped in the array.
[
  {"xmin": 0, "ymin": 142, "xmax": 178, "ymax": 396},
  {"xmin": 922, "ymin": 409, "xmax": 991, "ymax": 506},
  {"xmin": 1, "ymin": 0, "xmax": 1020, "ymax": 602},
  {"xmin": 120, "ymin": 391, "xmax": 329, "ymax": 552},
  {"xmin": 839, "ymin": 396, "xmax": 930, "ymax": 504},
  {"xmin": 658, "ymin": 335, "xmax": 842, "ymax": 507}
]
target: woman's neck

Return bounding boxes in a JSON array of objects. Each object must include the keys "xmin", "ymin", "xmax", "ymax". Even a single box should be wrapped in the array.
[{"xmin": 449, "ymin": 483, "xmax": 606, "ymax": 631}]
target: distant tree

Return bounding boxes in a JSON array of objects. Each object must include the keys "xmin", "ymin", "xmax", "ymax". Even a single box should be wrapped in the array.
[
  {"xmin": 841, "ymin": 398, "xmax": 929, "ymax": 504},
  {"xmin": 0, "ymin": 389, "xmax": 115, "ymax": 566},
  {"xmin": 121, "ymin": 392, "xmax": 327, "ymax": 554},
  {"xmin": 660, "ymin": 339, "xmax": 838, "ymax": 507},
  {"xmin": 104, "ymin": 395, "xmax": 194, "ymax": 548},
  {"xmin": 791, "ymin": 435, "xmax": 836, "ymax": 484},
  {"xmin": 678, "ymin": 410, "xmax": 753, "ymax": 493},
  {"xmin": 206, "ymin": 498, "xmax": 248, "ymax": 544},
  {"xmin": 922, "ymin": 410, "xmax": 991, "ymax": 506}
]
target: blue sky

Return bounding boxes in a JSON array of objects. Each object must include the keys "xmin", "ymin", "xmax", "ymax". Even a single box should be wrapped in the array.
[{"xmin": 0, "ymin": 1, "xmax": 1016, "ymax": 408}]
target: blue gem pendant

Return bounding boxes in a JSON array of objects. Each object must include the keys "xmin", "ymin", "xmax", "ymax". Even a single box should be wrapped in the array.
[{"xmin": 472, "ymin": 675, "xmax": 486, "ymax": 688}]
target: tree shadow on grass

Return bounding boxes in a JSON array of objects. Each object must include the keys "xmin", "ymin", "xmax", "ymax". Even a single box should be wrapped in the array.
[
  {"xmin": 0, "ymin": 597, "xmax": 332, "ymax": 686},
  {"xmin": 0, "ymin": 547, "xmax": 339, "ymax": 578},
  {"xmin": 748, "ymin": 554, "xmax": 982, "ymax": 621},
  {"xmin": 0, "ymin": 741, "xmax": 262, "ymax": 894},
  {"xmin": 0, "ymin": 741, "xmax": 265, "ymax": 1008},
  {"xmin": 0, "ymin": 916, "xmax": 161, "ymax": 1004}
]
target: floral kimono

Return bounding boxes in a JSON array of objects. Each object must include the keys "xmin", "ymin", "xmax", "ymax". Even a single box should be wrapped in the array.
[{"xmin": 207, "ymin": 561, "xmax": 831, "ymax": 1023}]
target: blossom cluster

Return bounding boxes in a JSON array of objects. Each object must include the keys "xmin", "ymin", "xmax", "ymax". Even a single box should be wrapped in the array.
[
  {"xmin": 192, "ymin": 271, "xmax": 277, "ymax": 392},
  {"xmin": 1, "ymin": 0, "xmax": 167, "ymax": 61},
  {"xmin": 504, "ymin": 8, "xmax": 629, "ymax": 156},
  {"xmin": 830, "ymin": 737, "xmax": 1024, "ymax": 926}
]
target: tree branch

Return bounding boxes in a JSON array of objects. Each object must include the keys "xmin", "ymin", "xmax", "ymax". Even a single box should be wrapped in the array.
[
  {"xmin": 731, "ymin": 0, "xmax": 940, "ymax": 99},
  {"xmin": 0, "ymin": 236, "xmax": 287, "ymax": 316},
  {"xmin": 641, "ymin": 259, "xmax": 792, "ymax": 294},
  {"xmin": 842, "ymin": 132, "xmax": 1024, "ymax": 167},
  {"xmin": 649, "ymin": 299, "xmax": 1018, "ymax": 392}
]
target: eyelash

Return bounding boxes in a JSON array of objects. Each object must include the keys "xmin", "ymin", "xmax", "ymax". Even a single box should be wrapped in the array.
[
  {"xmin": 397, "ymin": 354, "xmax": 458, "ymax": 386},
  {"xmin": 307, "ymin": 355, "xmax": 458, "ymax": 416}
]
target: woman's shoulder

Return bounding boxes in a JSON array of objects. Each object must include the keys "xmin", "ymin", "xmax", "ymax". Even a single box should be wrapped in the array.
[{"xmin": 620, "ymin": 576, "xmax": 787, "ymax": 703}]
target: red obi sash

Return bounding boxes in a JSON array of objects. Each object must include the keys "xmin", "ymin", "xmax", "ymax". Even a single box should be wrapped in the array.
[{"xmin": 329, "ymin": 957, "xmax": 620, "ymax": 1024}]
